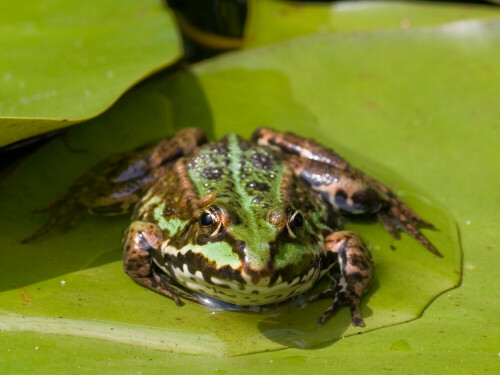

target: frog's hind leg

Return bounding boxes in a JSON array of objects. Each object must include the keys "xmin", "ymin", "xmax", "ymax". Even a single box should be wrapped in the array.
[
  {"xmin": 312, "ymin": 231, "xmax": 372, "ymax": 327},
  {"xmin": 295, "ymin": 156, "xmax": 439, "ymax": 256},
  {"xmin": 22, "ymin": 172, "xmax": 146, "ymax": 243},
  {"xmin": 23, "ymin": 128, "xmax": 208, "ymax": 243},
  {"xmin": 252, "ymin": 127, "xmax": 440, "ymax": 257},
  {"xmin": 149, "ymin": 127, "xmax": 206, "ymax": 167},
  {"xmin": 123, "ymin": 221, "xmax": 199, "ymax": 305}
]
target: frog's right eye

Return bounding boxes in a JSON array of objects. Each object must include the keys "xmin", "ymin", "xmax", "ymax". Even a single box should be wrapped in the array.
[
  {"xmin": 198, "ymin": 208, "xmax": 224, "ymax": 239},
  {"xmin": 200, "ymin": 212, "xmax": 214, "ymax": 226},
  {"xmin": 292, "ymin": 212, "xmax": 303, "ymax": 228}
]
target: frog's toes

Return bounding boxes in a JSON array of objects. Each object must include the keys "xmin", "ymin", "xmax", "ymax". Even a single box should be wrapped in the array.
[
  {"xmin": 349, "ymin": 301, "xmax": 365, "ymax": 327},
  {"xmin": 317, "ymin": 300, "xmax": 341, "ymax": 327},
  {"xmin": 22, "ymin": 194, "xmax": 87, "ymax": 243},
  {"xmin": 169, "ymin": 293, "xmax": 184, "ymax": 307},
  {"xmin": 316, "ymin": 294, "xmax": 366, "ymax": 327},
  {"xmin": 378, "ymin": 201, "xmax": 442, "ymax": 257},
  {"xmin": 21, "ymin": 217, "xmax": 59, "ymax": 243},
  {"xmin": 22, "ymin": 210, "xmax": 71, "ymax": 243},
  {"xmin": 351, "ymin": 316, "xmax": 365, "ymax": 327},
  {"xmin": 377, "ymin": 211, "xmax": 400, "ymax": 239}
]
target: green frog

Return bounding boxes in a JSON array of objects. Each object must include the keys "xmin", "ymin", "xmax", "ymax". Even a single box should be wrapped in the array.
[{"xmin": 26, "ymin": 128, "xmax": 440, "ymax": 327}]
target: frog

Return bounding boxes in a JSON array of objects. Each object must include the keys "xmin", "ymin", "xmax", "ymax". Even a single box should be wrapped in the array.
[{"xmin": 25, "ymin": 127, "xmax": 440, "ymax": 327}]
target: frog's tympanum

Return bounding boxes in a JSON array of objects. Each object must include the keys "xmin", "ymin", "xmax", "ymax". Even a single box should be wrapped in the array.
[{"xmin": 26, "ymin": 128, "xmax": 440, "ymax": 327}]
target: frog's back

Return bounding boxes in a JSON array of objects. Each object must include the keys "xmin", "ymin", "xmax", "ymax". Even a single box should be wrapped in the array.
[{"xmin": 186, "ymin": 133, "xmax": 286, "ymax": 214}]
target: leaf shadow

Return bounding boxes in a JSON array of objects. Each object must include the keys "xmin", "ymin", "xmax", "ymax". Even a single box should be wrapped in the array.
[{"xmin": 0, "ymin": 67, "xmax": 215, "ymax": 292}]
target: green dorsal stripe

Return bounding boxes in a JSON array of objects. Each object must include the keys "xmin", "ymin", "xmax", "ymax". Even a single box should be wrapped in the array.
[{"xmin": 226, "ymin": 133, "xmax": 257, "ymax": 231}]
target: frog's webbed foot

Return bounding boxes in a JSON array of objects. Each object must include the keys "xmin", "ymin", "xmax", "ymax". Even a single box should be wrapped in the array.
[
  {"xmin": 377, "ymin": 202, "xmax": 440, "ymax": 256},
  {"xmin": 22, "ymin": 191, "xmax": 87, "ymax": 243},
  {"xmin": 311, "ymin": 231, "xmax": 372, "ymax": 327},
  {"xmin": 367, "ymin": 178, "xmax": 441, "ymax": 257},
  {"xmin": 312, "ymin": 289, "xmax": 364, "ymax": 327},
  {"xmin": 123, "ymin": 221, "xmax": 199, "ymax": 305}
]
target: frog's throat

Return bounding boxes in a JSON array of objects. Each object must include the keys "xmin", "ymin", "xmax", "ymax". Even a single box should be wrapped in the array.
[{"xmin": 154, "ymin": 242, "xmax": 325, "ymax": 306}]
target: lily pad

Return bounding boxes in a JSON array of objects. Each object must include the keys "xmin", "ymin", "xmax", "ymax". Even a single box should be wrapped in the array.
[
  {"xmin": 0, "ymin": 19, "xmax": 479, "ymax": 355},
  {"xmin": 0, "ymin": 0, "xmax": 180, "ymax": 147},
  {"xmin": 3, "ymin": 1, "xmax": 500, "ymax": 150},
  {"xmin": 246, "ymin": 0, "xmax": 500, "ymax": 47}
]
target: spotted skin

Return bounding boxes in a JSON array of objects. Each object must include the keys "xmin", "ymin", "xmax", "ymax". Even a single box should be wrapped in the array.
[
  {"xmin": 310, "ymin": 231, "xmax": 372, "ymax": 327},
  {"xmin": 128, "ymin": 134, "xmax": 330, "ymax": 305},
  {"xmin": 26, "ymin": 127, "xmax": 440, "ymax": 327}
]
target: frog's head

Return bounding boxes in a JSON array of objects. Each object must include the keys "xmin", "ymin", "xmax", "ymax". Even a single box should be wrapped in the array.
[
  {"xmin": 196, "ymin": 201, "xmax": 317, "ymax": 273},
  {"xmin": 158, "ymin": 190, "xmax": 327, "ymax": 306}
]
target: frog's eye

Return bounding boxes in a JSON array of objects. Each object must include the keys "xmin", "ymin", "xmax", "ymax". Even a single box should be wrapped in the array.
[
  {"xmin": 286, "ymin": 209, "xmax": 304, "ymax": 239},
  {"xmin": 292, "ymin": 212, "xmax": 303, "ymax": 228},
  {"xmin": 200, "ymin": 212, "xmax": 214, "ymax": 226},
  {"xmin": 198, "ymin": 208, "xmax": 224, "ymax": 238}
]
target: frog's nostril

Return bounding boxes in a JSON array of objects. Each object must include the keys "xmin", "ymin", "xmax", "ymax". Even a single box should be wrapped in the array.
[{"xmin": 267, "ymin": 209, "xmax": 285, "ymax": 227}]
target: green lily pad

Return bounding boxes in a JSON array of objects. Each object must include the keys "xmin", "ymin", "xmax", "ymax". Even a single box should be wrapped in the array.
[
  {"xmin": 246, "ymin": 0, "xmax": 500, "ymax": 47},
  {"xmin": 3, "ymin": 1, "xmax": 500, "ymax": 150},
  {"xmin": 0, "ymin": 19, "xmax": 478, "ymax": 356},
  {"xmin": 0, "ymin": 0, "xmax": 180, "ymax": 147}
]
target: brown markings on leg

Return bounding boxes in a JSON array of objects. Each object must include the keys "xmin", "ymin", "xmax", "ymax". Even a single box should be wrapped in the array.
[
  {"xmin": 150, "ymin": 127, "xmax": 206, "ymax": 168},
  {"xmin": 282, "ymin": 154, "xmax": 384, "ymax": 214},
  {"xmin": 312, "ymin": 231, "xmax": 372, "ymax": 327},
  {"xmin": 252, "ymin": 127, "xmax": 354, "ymax": 172},
  {"xmin": 123, "ymin": 221, "xmax": 198, "ymax": 305}
]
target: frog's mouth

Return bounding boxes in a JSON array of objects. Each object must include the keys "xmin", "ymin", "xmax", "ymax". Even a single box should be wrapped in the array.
[{"xmin": 152, "ymin": 249, "xmax": 325, "ymax": 306}]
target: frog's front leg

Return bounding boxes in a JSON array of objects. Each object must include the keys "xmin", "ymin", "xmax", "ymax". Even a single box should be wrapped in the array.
[
  {"xmin": 253, "ymin": 127, "xmax": 441, "ymax": 257},
  {"xmin": 313, "ymin": 231, "xmax": 372, "ymax": 327},
  {"xmin": 24, "ymin": 128, "xmax": 206, "ymax": 242},
  {"xmin": 123, "ymin": 221, "xmax": 199, "ymax": 305}
]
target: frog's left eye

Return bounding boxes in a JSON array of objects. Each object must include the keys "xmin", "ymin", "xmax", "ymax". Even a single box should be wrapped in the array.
[
  {"xmin": 200, "ymin": 212, "xmax": 214, "ymax": 226},
  {"xmin": 286, "ymin": 209, "xmax": 305, "ymax": 239}
]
